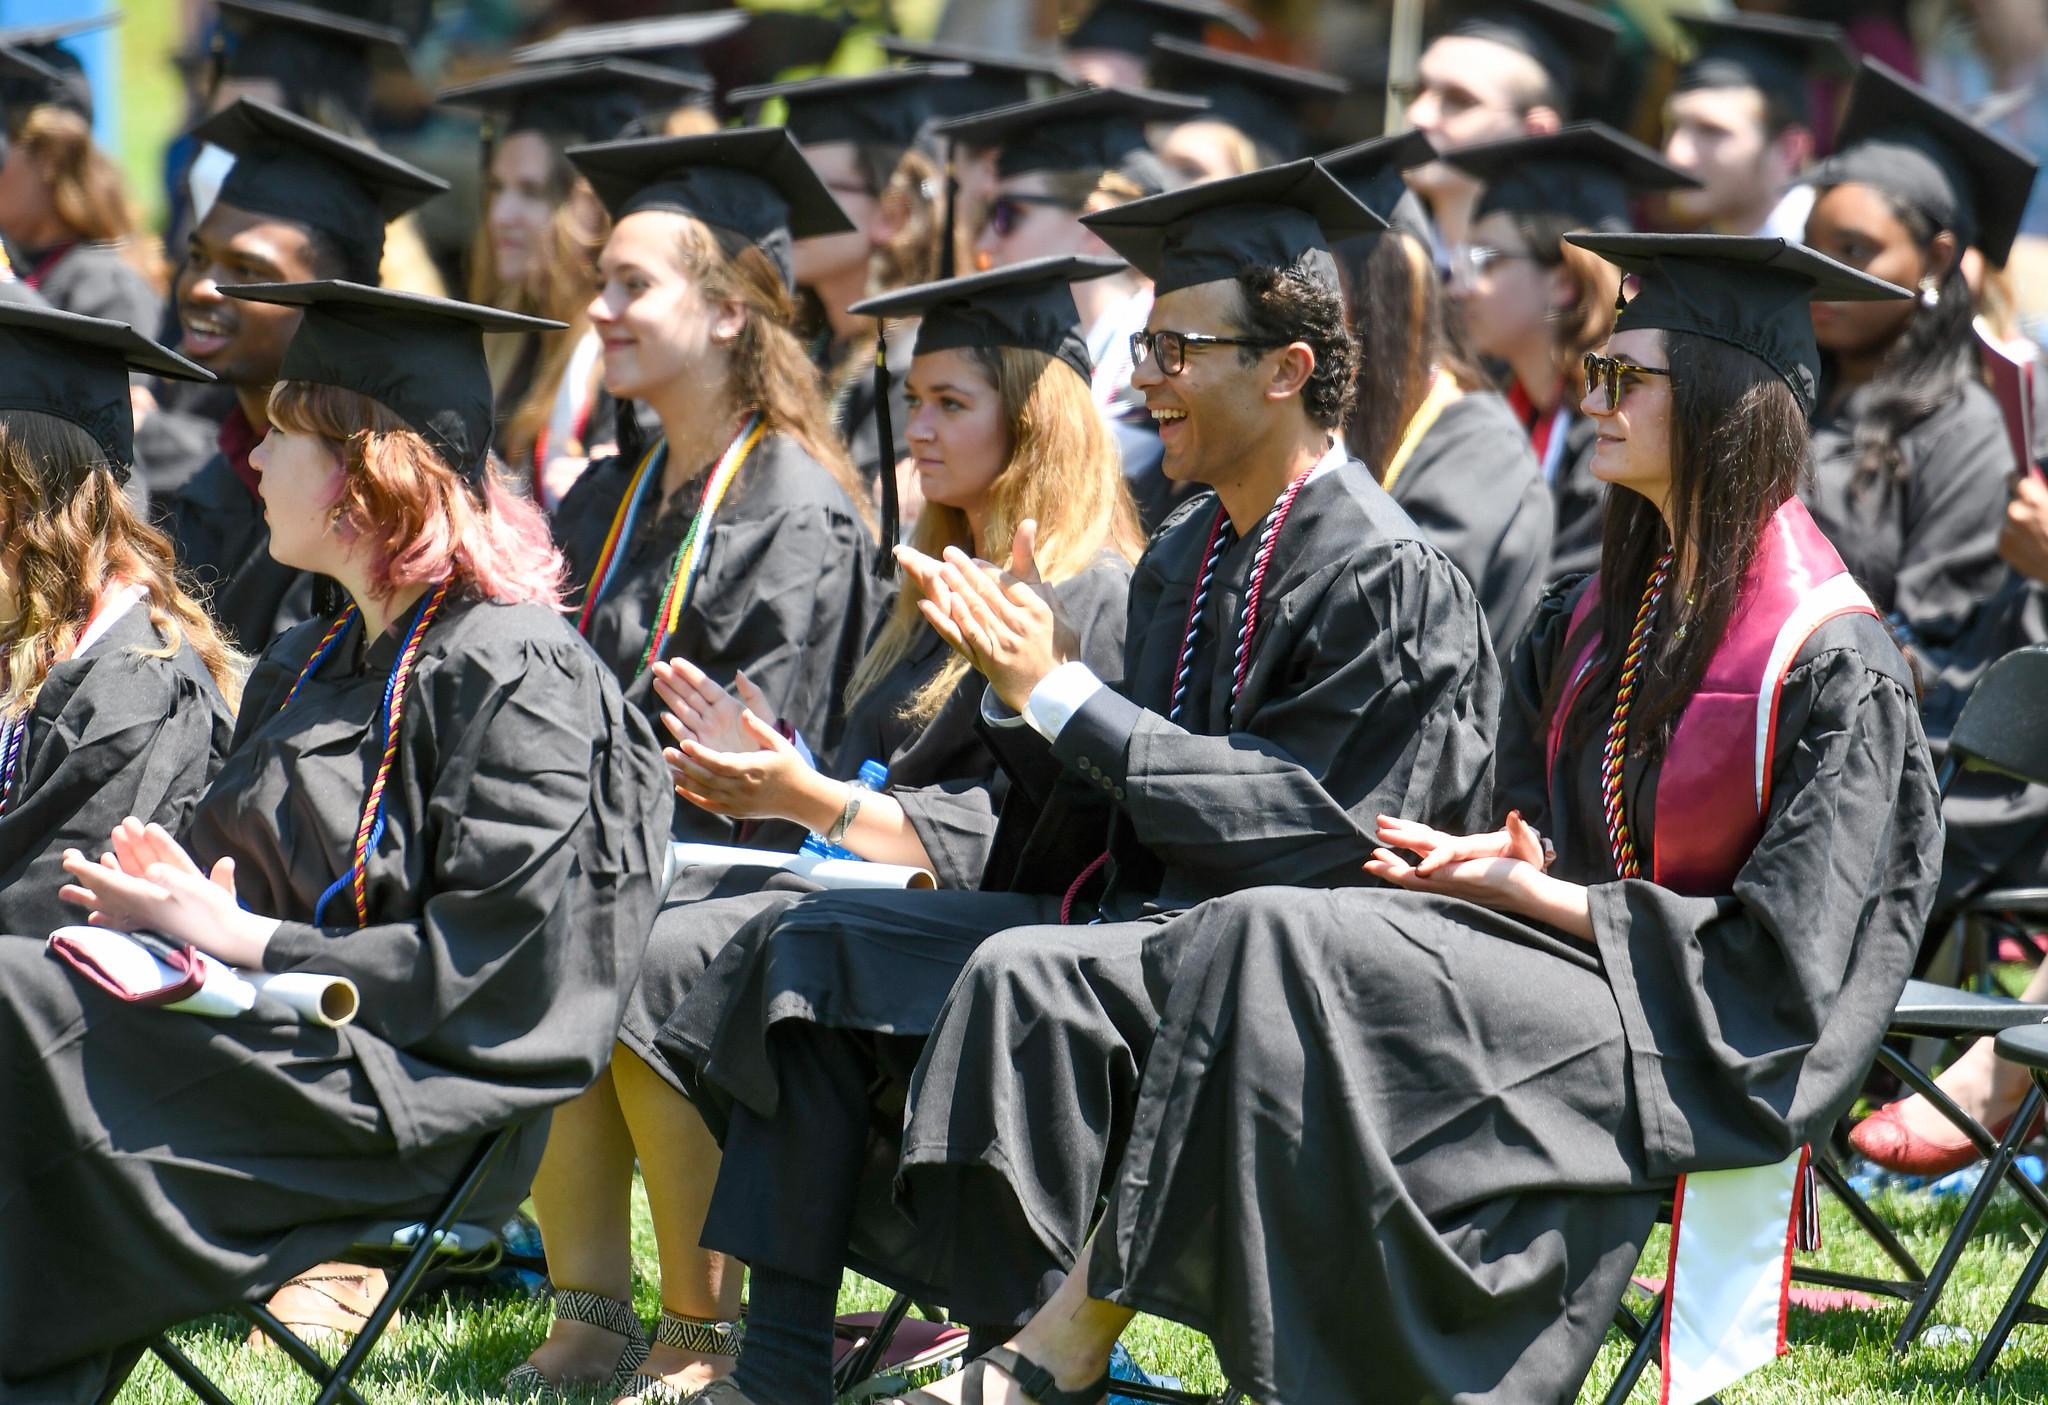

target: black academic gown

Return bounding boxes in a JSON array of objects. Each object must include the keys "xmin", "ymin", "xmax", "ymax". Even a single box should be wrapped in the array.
[
  {"xmin": 554, "ymin": 433, "xmax": 880, "ymax": 842},
  {"xmin": 1804, "ymin": 373, "xmax": 2016, "ymax": 652},
  {"xmin": 1547, "ymin": 412, "xmax": 1605, "ymax": 584},
  {"xmin": 156, "ymin": 450, "xmax": 318, "ymax": 655},
  {"xmin": 1385, "ymin": 389, "xmax": 1554, "ymax": 653},
  {"xmin": 0, "ymin": 594, "xmax": 672, "ymax": 1404},
  {"xmin": 0, "ymin": 605, "xmax": 235, "ymax": 939},
  {"xmin": 665, "ymin": 458, "xmax": 1502, "ymax": 1304},
  {"xmin": 616, "ymin": 557, "xmax": 1134, "ymax": 1107},
  {"xmin": 28, "ymin": 241, "xmax": 161, "ymax": 330},
  {"xmin": 1078, "ymin": 584, "xmax": 1940, "ymax": 1405}
]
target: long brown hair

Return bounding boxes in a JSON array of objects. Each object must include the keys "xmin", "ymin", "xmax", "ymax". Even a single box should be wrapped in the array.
[
  {"xmin": 0, "ymin": 412, "xmax": 242, "ymax": 715},
  {"xmin": 1342, "ymin": 228, "xmax": 1491, "ymax": 472},
  {"xmin": 10, "ymin": 104, "xmax": 165, "ymax": 290},
  {"xmin": 1545, "ymin": 330, "xmax": 1810, "ymax": 758},
  {"xmin": 615, "ymin": 213, "xmax": 872, "ymax": 525},
  {"xmin": 1499, "ymin": 211, "xmax": 1621, "ymax": 404},
  {"xmin": 467, "ymin": 137, "xmax": 611, "ymax": 469},
  {"xmin": 819, "ymin": 142, "xmax": 946, "ymax": 418},
  {"xmin": 845, "ymin": 345, "xmax": 1143, "ymax": 721}
]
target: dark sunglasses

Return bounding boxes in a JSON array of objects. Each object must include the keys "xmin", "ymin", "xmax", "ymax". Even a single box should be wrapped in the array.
[
  {"xmin": 1583, "ymin": 350, "xmax": 1672, "ymax": 409},
  {"xmin": 986, "ymin": 192, "xmax": 1078, "ymax": 238},
  {"xmin": 1131, "ymin": 327, "xmax": 1284, "ymax": 376}
]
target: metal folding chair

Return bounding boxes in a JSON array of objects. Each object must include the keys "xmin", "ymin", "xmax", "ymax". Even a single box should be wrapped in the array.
[{"xmin": 1964, "ymin": 1022, "xmax": 2048, "ymax": 1381}]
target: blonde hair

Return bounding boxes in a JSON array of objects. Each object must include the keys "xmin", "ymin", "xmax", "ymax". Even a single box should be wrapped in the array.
[
  {"xmin": 846, "ymin": 345, "xmax": 1144, "ymax": 721},
  {"xmin": 822, "ymin": 143, "xmax": 946, "ymax": 425},
  {"xmin": 0, "ymin": 412, "xmax": 242, "ymax": 717},
  {"xmin": 1552, "ymin": 237, "xmax": 1622, "ymax": 401},
  {"xmin": 468, "ymin": 139, "xmax": 612, "ymax": 471},
  {"xmin": 10, "ymin": 104, "xmax": 165, "ymax": 291}
]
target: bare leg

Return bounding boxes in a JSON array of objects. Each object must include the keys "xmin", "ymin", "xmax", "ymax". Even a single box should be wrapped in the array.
[
  {"xmin": 917, "ymin": 1236, "xmax": 1132, "ymax": 1404},
  {"xmin": 526, "ymin": 1064, "xmax": 642, "ymax": 1384},
  {"xmin": 1891, "ymin": 959, "xmax": 2048, "ymax": 1140},
  {"xmin": 612, "ymin": 1044, "xmax": 743, "ymax": 1398}
]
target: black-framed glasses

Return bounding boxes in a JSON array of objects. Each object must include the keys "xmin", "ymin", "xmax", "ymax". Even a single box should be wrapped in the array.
[
  {"xmin": 1130, "ymin": 327, "xmax": 1284, "ymax": 376},
  {"xmin": 1583, "ymin": 350, "xmax": 1673, "ymax": 409},
  {"xmin": 986, "ymin": 192, "xmax": 1078, "ymax": 238}
]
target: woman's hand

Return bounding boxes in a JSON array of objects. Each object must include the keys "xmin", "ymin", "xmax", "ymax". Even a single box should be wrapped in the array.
[
  {"xmin": 58, "ymin": 818, "xmax": 280, "ymax": 969},
  {"xmin": 1373, "ymin": 811, "xmax": 1549, "ymax": 876},
  {"xmin": 652, "ymin": 658, "xmax": 771, "ymax": 755},
  {"xmin": 1364, "ymin": 811, "xmax": 1592, "ymax": 939},
  {"xmin": 666, "ymin": 706, "xmax": 825, "ymax": 822}
]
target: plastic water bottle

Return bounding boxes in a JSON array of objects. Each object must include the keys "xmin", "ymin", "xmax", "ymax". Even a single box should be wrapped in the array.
[{"xmin": 801, "ymin": 758, "xmax": 888, "ymax": 861}]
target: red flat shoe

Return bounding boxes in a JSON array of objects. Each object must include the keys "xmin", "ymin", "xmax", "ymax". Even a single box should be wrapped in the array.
[{"xmin": 1850, "ymin": 1100, "xmax": 2043, "ymax": 1177}]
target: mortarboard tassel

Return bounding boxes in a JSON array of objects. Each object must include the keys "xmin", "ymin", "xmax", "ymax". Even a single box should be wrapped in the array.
[
  {"xmin": 938, "ymin": 136, "xmax": 958, "ymax": 282},
  {"xmin": 874, "ymin": 323, "xmax": 898, "ymax": 578}
]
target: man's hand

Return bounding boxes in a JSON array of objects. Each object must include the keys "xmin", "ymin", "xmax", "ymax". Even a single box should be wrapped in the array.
[
  {"xmin": 2002, "ymin": 471, "xmax": 2048, "ymax": 584},
  {"xmin": 894, "ymin": 519, "xmax": 1079, "ymax": 712}
]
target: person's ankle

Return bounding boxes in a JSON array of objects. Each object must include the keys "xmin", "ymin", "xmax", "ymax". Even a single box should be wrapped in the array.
[{"xmin": 1006, "ymin": 1322, "xmax": 1111, "ymax": 1391}]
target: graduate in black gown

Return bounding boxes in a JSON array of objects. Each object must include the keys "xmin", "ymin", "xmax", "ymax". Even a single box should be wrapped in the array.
[
  {"xmin": 662, "ymin": 160, "xmax": 1501, "ymax": 1405},
  {"xmin": 902, "ymin": 235, "xmax": 1941, "ymax": 1405},
  {"xmin": 1326, "ymin": 130, "xmax": 1554, "ymax": 651},
  {"xmin": 552, "ymin": 129, "xmax": 881, "ymax": 843},
  {"xmin": 155, "ymin": 99, "xmax": 447, "ymax": 653},
  {"xmin": 515, "ymin": 257, "xmax": 1142, "ymax": 1404},
  {"xmin": 1800, "ymin": 58, "xmax": 2037, "ymax": 655},
  {"xmin": 0, "ymin": 284, "xmax": 672, "ymax": 1404},
  {"xmin": 0, "ymin": 305, "xmax": 237, "ymax": 939},
  {"xmin": 1440, "ymin": 124, "xmax": 1699, "ymax": 584}
]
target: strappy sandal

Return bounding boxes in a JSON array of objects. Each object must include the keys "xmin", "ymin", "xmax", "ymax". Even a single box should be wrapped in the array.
[
  {"xmin": 246, "ymin": 1264, "xmax": 395, "ymax": 1351},
  {"xmin": 502, "ymin": 1289, "xmax": 651, "ymax": 1400},
  {"xmin": 611, "ymin": 1311, "xmax": 745, "ymax": 1404},
  {"xmin": 897, "ymin": 1346, "xmax": 1110, "ymax": 1405}
]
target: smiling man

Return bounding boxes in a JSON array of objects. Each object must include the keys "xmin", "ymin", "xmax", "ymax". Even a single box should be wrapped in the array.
[
  {"xmin": 154, "ymin": 99, "xmax": 445, "ymax": 653},
  {"xmin": 656, "ymin": 159, "xmax": 1502, "ymax": 1405}
]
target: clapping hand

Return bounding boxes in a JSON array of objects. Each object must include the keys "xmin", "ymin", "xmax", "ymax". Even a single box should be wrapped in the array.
[
  {"xmin": 893, "ymin": 518, "xmax": 1079, "ymax": 713},
  {"xmin": 652, "ymin": 657, "xmax": 774, "ymax": 755},
  {"xmin": 59, "ymin": 817, "xmax": 278, "ymax": 969}
]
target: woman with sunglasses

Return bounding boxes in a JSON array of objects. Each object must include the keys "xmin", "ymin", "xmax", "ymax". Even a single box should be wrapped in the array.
[
  {"xmin": 1440, "ymin": 125, "xmax": 1698, "ymax": 582},
  {"xmin": 0, "ymin": 282, "xmax": 672, "ymax": 1403},
  {"xmin": 900, "ymin": 234, "xmax": 1940, "ymax": 1405}
]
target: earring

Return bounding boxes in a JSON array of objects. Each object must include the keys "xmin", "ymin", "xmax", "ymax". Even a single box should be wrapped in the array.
[{"xmin": 1918, "ymin": 276, "xmax": 1941, "ymax": 309}]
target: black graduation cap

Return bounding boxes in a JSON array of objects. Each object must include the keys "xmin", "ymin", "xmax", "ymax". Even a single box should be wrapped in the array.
[
  {"xmin": 220, "ymin": 281, "xmax": 564, "ymax": 481},
  {"xmin": 1316, "ymin": 129, "xmax": 1439, "ymax": 247},
  {"xmin": 0, "ymin": 13, "xmax": 113, "ymax": 120},
  {"xmin": 1147, "ymin": 37, "xmax": 1349, "ymax": 161},
  {"xmin": 1566, "ymin": 232, "xmax": 1910, "ymax": 412},
  {"xmin": 1079, "ymin": 155, "xmax": 1386, "ymax": 295},
  {"xmin": 191, "ymin": 98, "xmax": 449, "ymax": 284},
  {"xmin": 849, "ymin": 254, "xmax": 1127, "ymax": 382},
  {"xmin": 512, "ymin": 11, "xmax": 750, "ymax": 77},
  {"xmin": 213, "ymin": 0, "xmax": 409, "ymax": 125},
  {"xmin": 932, "ymin": 85, "xmax": 1208, "ymax": 180},
  {"xmin": 0, "ymin": 302, "xmax": 213, "ymax": 473},
  {"xmin": 565, "ymin": 127, "xmax": 855, "ymax": 289},
  {"xmin": 876, "ymin": 36, "xmax": 1075, "ymax": 117},
  {"xmin": 728, "ymin": 65, "xmax": 970, "ymax": 165},
  {"xmin": 1447, "ymin": 122, "xmax": 1700, "ymax": 232},
  {"xmin": 1813, "ymin": 57, "xmax": 2040, "ymax": 267},
  {"xmin": 436, "ymin": 59, "xmax": 712, "ymax": 146},
  {"xmin": 1445, "ymin": 0, "xmax": 1618, "ymax": 114},
  {"xmin": 1066, "ymin": 0, "xmax": 1259, "ymax": 58},
  {"xmin": 1672, "ymin": 12, "xmax": 1853, "ymax": 121}
]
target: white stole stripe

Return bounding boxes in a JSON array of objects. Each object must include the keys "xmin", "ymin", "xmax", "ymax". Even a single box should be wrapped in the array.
[
  {"xmin": 1662, "ymin": 1151, "xmax": 1805, "ymax": 1405},
  {"xmin": 1751, "ymin": 572, "xmax": 1875, "ymax": 808}
]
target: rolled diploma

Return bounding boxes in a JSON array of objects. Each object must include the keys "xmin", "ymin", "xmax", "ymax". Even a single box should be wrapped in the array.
[
  {"xmin": 670, "ymin": 842, "xmax": 937, "ymax": 891},
  {"xmin": 169, "ymin": 958, "xmax": 360, "ymax": 1028}
]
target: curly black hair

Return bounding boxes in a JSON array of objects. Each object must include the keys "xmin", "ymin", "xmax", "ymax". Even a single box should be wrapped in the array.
[{"xmin": 1229, "ymin": 259, "xmax": 1360, "ymax": 431}]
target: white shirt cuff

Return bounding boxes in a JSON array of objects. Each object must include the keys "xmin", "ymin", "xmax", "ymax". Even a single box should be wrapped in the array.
[{"xmin": 1023, "ymin": 661, "xmax": 1105, "ymax": 743}]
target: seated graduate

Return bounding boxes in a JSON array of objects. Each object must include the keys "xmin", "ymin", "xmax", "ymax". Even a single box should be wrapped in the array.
[
  {"xmin": 552, "ymin": 128, "xmax": 882, "ymax": 841},
  {"xmin": 437, "ymin": 58, "xmax": 711, "ymax": 507},
  {"xmin": 514, "ymin": 256, "xmax": 1141, "ymax": 1404},
  {"xmin": 1439, "ymin": 124, "xmax": 1698, "ymax": 583},
  {"xmin": 1799, "ymin": 58, "xmax": 2037, "ymax": 656},
  {"xmin": 659, "ymin": 158, "xmax": 1502, "ymax": 1405},
  {"xmin": 1323, "ymin": 130, "xmax": 1554, "ymax": 651},
  {"xmin": 0, "ymin": 283, "xmax": 673, "ymax": 1404},
  {"xmin": 0, "ymin": 305, "xmax": 237, "ymax": 938},
  {"xmin": 156, "ymin": 98, "xmax": 448, "ymax": 653},
  {"xmin": 1145, "ymin": 38, "xmax": 1348, "ymax": 183},
  {"xmin": 910, "ymin": 235, "xmax": 1942, "ymax": 1405}
]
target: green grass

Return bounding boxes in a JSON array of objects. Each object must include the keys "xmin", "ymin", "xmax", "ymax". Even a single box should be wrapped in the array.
[{"xmin": 115, "ymin": 1176, "xmax": 2048, "ymax": 1403}]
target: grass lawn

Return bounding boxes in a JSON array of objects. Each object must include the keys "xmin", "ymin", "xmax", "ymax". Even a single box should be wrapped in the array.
[{"xmin": 111, "ymin": 1171, "xmax": 2048, "ymax": 1404}]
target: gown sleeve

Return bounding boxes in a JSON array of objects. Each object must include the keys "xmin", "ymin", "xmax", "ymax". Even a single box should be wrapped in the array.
[
  {"xmin": 257, "ymin": 634, "xmax": 674, "ymax": 1151},
  {"xmin": 1586, "ymin": 612, "xmax": 1942, "ymax": 1175},
  {"xmin": 1893, "ymin": 390, "xmax": 2017, "ymax": 650},
  {"xmin": 1049, "ymin": 539, "xmax": 1500, "ymax": 892}
]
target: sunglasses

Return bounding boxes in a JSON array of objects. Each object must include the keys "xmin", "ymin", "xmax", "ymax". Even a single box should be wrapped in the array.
[
  {"xmin": 1583, "ymin": 350, "xmax": 1672, "ymax": 409},
  {"xmin": 985, "ymin": 192, "xmax": 1077, "ymax": 239},
  {"xmin": 1130, "ymin": 327, "xmax": 1284, "ymax": 376}
]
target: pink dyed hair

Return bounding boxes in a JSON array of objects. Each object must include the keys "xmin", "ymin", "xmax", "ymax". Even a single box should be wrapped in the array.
[{"xmin": 267, "ymin": 379, "xmax": 567, "ymax": 611}]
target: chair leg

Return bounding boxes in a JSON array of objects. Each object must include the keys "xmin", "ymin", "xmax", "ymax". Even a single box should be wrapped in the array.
[
  {"xmin": 831, "ymin": 1290, "xmax": 917, "ymax": 1395},
  {"xmin": 1876, "ymin": 1043, "xmax": 2048, "ymax": 1224},
  {"xmin": 150, "ymin": 1336, "xmax": 240, "ymax": 1405},
  {"xmin": 1791, "ymin": 1155, "xmax": 1928, "ymax": 1301},
  {"xmin": 1602, "ymin": 1294, "xmax": 1662, "ymax": 1405},
  {"xmin": 233, "ymin": 1302, "xmax": 372, "ymax": 1405}
]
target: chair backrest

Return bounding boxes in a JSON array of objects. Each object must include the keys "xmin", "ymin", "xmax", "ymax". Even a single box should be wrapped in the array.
[{"xmin": 1948, "ymin": 645, "xmax": 2048, "ymax": 789}]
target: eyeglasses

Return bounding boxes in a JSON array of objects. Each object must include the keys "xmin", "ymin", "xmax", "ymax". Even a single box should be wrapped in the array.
[
  {"xmin": 1583, "ymin": 351, "xmax": 1673, "ymax": 409},
  {"xmin": 985, "ymin": 192, "xmax": 1077, "ymax": 238},
  {"xmin": 1130, "ymin": 327, "xmax": 1284, "ymax": 376},
  {"xmin": 1447, "ymin": 242, "xmax": 1533, "ymax": 287}
]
